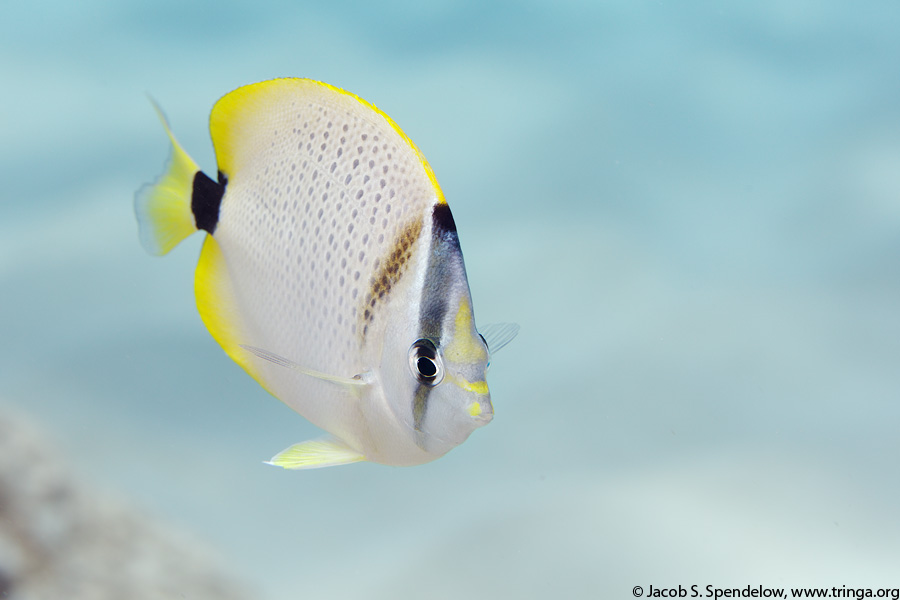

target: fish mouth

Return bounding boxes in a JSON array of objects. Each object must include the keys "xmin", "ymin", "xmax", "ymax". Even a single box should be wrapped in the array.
[
  {"xmin": 474, "ymin": 402, "xmax": 494, "ymax": 426},
  {"xmin": 475, "ymin": 413, "xmax": 493, "ymax": 426}
]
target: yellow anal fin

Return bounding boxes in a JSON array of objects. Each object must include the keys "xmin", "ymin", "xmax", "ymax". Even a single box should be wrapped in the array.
[
  {"xmin": 134, "ymin": 100, "xmax": 201, "ymax": 256},
  {"xmin": 266, "ymin": 438, "xmax": 366, "ymax": 470},
  {"xmin": 194, "ymin": 235, "xmax": 265, "ymax": 384}
]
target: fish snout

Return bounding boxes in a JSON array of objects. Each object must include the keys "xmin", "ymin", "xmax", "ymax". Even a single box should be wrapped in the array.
[{"xmin": 468, "ymin": 395, "xmax": 494, "ymax": 426}]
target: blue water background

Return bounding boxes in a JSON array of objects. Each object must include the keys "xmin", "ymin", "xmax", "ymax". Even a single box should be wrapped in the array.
[{"xmin": 3, "ymin": 1, "xmax": 900, "ymax": 597}]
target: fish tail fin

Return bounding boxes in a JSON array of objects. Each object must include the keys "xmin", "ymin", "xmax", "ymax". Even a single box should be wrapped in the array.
[{"xmin": 135, "ymin": 99, "xmax": 223, "ymax": 255}]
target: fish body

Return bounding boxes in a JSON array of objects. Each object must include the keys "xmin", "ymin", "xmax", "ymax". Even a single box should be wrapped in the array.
[{"xmin": 136, "ymin": 79, "xmax": 513, "ymax": 468}]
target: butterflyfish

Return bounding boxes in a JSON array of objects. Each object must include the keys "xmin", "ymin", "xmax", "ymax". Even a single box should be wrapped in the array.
[{"xmin": 135, "ymin": 78, "xmax": 518, "ymax": 469}]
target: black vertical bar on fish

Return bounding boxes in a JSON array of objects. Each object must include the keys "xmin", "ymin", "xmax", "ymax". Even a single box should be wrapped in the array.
[
  {"xmin": 412, "ymin": 202, "xmax": 463, "ymax": 440},
  {"xmin": 191, "ymin": 170, "xmax": 228, "ymax": 234}
]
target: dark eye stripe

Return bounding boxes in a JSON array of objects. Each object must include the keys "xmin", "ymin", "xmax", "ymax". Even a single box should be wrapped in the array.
[
  {"xmin": 412, "ymin": 384, "xmax": 430, "ymax": 436},
  {"xmin": 417, "ymin": 203, "xmax": 461, "ymax": 339},
  {"xmin": 411, "ymin": 202, "xmax": 465, "ymax": 446}
]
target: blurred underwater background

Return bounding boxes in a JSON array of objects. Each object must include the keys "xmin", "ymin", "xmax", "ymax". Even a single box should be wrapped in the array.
[{"xmin": 2, "ymin": 1, "xmax": 900, "ymax": 598}]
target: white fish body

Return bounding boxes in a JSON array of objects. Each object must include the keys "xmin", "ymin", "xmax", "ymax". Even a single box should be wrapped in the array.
[{"xmin": 135, "ymin": 78, "xmax": 516, "ymax": 468}]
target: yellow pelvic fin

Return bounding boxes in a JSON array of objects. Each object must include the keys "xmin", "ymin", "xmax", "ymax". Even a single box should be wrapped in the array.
[
  {"xmin": 266, "ymin": 438, "xmax": 366, "ymax": 470},
  {"xmin": 134, "ymin": 100, "xmax": 200, "ymax": 255}
]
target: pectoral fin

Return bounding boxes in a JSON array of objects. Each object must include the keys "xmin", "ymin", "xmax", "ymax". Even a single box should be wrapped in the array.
[
  {"xmin": 265, "ymin": 438, "xmax": 366, "ymax": 470},
  {"xmin": 479, "ymin": 322, "xmax": 520, "ymax": 354}
]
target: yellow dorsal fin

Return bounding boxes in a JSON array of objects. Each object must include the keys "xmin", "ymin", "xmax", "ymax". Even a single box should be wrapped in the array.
[{"xmin": 208, "ymin": 78, "xmax": 445, "ymax": 203}]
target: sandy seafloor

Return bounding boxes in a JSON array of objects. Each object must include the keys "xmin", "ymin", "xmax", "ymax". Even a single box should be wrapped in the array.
[{"xmin": 3, "ymin": 1, "xmax": 900, "ymax": 598}]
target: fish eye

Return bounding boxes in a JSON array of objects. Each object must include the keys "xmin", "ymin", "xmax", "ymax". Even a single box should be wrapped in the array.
[
  {"xmin": 408, "ymin": 338, "xmax": 444, "ymax": 386},
  {"xmin": 416, "ymin": 356, "xmax": 438, "ymax": 378}
]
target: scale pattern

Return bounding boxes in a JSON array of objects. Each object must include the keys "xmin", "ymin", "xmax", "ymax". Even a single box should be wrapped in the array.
[{"xmin": 216, "ymin": 85, "xmax": 438, "ymax": 374}]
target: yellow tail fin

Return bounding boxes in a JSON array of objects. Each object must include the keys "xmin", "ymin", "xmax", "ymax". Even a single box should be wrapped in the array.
[{"xmin": 134, "ymin": 100, "xmax": 201, "ymax": 256}]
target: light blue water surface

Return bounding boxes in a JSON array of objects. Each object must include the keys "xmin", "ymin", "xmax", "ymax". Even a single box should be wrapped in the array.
[{"xmin": 3, "ymin": 1, "xmax": 900, "ymax": 597}]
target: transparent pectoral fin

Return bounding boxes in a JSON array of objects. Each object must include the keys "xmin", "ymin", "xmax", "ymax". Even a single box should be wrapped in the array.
[
  {"xmin": 479, "ymin": 323, "xmax": 521, "ymax": 354},
  {"xmin": 239, "ymin": 344, "xmax": 368, "ymax": 388},
  {"xmin": 265, "ymin": 438, "xmax": 366, "ymax": 470}
]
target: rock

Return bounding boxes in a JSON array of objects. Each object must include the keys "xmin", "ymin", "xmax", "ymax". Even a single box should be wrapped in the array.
[{"xmin": 0, "ymin": 409, "xmax": 252, "ymax": 600}]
